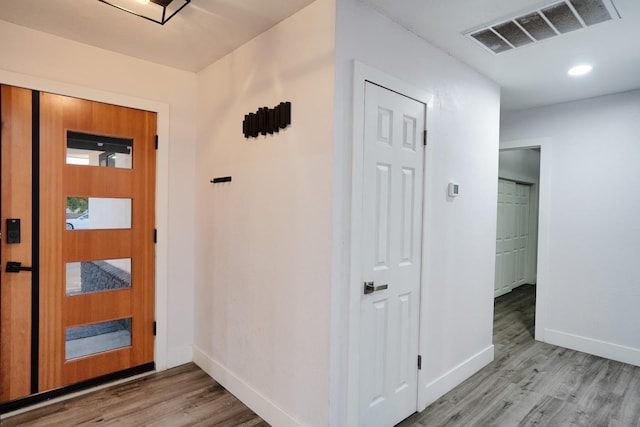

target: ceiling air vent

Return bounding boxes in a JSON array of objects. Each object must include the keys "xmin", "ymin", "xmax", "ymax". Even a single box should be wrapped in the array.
[{"xmin": 465, "ymin": 0, "xmax": 620, "ymax": 54}]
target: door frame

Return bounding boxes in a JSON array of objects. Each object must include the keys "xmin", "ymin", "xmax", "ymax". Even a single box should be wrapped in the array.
[
  {"xmin": 0, "ymin": 69, "xmax": 171, "ymax": 371},
  {"xmin": 347, "ymin": 61, "xmax": 434, "ymax": 426},
  {"xmin": 499, "ymin": 138, "xmax": 552, "ymax": 342}
]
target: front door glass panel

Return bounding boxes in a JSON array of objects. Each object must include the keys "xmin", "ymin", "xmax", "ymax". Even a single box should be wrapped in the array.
[
  {"xmin": 66, "ymin": 318, "xmax": 132, "ymax": 360},
  {"xmin": 66, "ymin": 131, "xmax": 133, "ymax": 169},
  {"xmin": 65, "ymin": 197, "xmax": 132, "ymax": 230},
  {"xmin": 66, "ymin": 259, "xmax": 132, "ymax": 295}
]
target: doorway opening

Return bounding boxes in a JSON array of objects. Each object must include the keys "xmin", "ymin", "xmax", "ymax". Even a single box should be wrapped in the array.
[{"xmin": 494, "ymin": 147, "xmax": 540, "ymax": 337}]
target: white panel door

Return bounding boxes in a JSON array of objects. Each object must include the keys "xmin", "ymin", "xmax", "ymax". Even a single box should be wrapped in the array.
[
  {"xmin": 514, "ymin": 183, "xmax": 530, "ymax": 286},
  {"xmin": 495, "ymin": 179, "xmax": 530, "ymax": 297},
  {"xmin": 359, "ymin": 82, "xmax": 425, "ymax": 427}
]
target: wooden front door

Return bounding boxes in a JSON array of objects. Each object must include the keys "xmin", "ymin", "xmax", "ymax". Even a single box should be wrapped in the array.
[{"xmin": 1, "ymin": 86, "xmax": 156, "ymax": 404}]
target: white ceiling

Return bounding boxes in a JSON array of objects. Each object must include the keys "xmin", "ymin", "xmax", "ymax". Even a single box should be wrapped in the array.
[
  {"xmin": 0, "ymin": 0, "xmax": 316, "ymax": 73},
  {"xmin": 0, "ymin": 0, "xmax": 638, "ymax": 111},
  {"xmin": 361, "ymin": 0, "xmax": 640, "ymax": 111}
]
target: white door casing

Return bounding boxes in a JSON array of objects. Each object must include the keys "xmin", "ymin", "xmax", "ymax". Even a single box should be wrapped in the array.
[
  {"xmin": 495, "ymin": 179, "xmax": 530, "ymax": 297},
  {"xmin": 359, "ymin": 82, "xmax": 425, "ymax": 427}
]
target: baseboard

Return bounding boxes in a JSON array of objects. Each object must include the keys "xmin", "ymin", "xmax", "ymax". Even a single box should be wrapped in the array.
[
  {"xmin": 495, "ymin": 282, "xmax": 535, "ymax": 299},
  {"xmin": 419, "ymin": 344, "xmax": 494, "ymax": 410},
  {"xmin": 544, "ymin": 329, "xmax": 640, "ymax": 367},
  {"xmin": 511, "ymin": 282, "xmax": 532, "ymax": 290},
  {"xmin": 166, "ymin": 345, "xmax": 193, "ymax": 368},
  {"xmin": 192, "ymin": 345, "xmax": 304, "ymax": 427}
]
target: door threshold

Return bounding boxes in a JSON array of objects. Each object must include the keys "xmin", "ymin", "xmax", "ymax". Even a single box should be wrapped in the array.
[{"xmin": 0, "ymin": 362, "xmax": 155, "ymax": 418}]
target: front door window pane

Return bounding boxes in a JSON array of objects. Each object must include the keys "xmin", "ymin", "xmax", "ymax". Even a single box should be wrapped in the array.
[
  {"xmin": 66, "ymin": 259, "xmax": 132, "ymax": 295},
  {"xmin": 65, "ymin": 318, "xmax": 132, "ymax": 360},
  {"xmin": 66, "ymin": 197, "xmax": 132, "ymax": 230},
  {"xmin": 66, "ymin": 131, "xmax": 133, "ymax": 169}
]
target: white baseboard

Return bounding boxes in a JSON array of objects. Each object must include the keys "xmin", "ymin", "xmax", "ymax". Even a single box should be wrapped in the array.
[
  {"xmin": 419, "ymin": 345, "xmax": 494, "ymax": 410},
  {"xmin": 166, "ymin": 345, "xmax": 193, "ymax": 368},
  {"xmin": 192, "ymin": 345, "xmax": 304, "ymax": 427},
  {"xmin": 544, "ymin": 329, "xmax": 640, "ymax": 367}
]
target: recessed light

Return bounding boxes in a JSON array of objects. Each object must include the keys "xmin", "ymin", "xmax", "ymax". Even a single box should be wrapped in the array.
[{"xmin": 568, "ymin": 64, "xmax": 593, "ymax": 77}]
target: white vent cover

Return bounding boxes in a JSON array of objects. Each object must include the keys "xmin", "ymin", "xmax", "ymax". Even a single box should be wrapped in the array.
[{"xmin": 465, "ymin": 0, "xmax": 620, "ymax": 54}]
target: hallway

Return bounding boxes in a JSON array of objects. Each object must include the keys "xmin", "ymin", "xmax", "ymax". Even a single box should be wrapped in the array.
[{"xmin": 399, "ymin": 285, "xmax": 640, "ymax": 426}]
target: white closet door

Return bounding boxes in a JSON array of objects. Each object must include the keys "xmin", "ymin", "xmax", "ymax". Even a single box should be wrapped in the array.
[
  {"xmin": 495, "ymin": 179, "xmax": 530, "ymax": 297},
  {"xmin": 359, "ymin": 82, "xmax": 425, "ymax": 427}
]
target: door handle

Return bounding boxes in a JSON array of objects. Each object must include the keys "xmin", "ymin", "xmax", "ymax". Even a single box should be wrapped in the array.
[
  {"xmin": 5, "ymin": 261, "xmax": 33, "ymax": 273},
  {"xmin": 364, "ymin": 281, "xmax": 388, "ymax": 295}
]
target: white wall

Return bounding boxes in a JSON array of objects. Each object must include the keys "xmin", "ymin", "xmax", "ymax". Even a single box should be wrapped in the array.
[
  {"xmin": 0, "ymin": 19, "xmax": 197, "ymax": 368},
  {"xmin": 193, "ymin": 0, "xmax": 335, "ymax": 425},
  {"xmin": 331, "ymin": 0, "xmax": 500, "ymax": 424},
  {"xmin": 501, "ymin": 90, "xmax": 640, "ymax": 366}
]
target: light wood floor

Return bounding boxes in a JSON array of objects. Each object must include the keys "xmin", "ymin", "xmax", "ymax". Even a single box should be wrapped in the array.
[
  {"xmin": 399, "ymin": 284, "xmax": 640, "ymax": 427},
  {"xmin": 4, "ymin": 285, "xmax": 640, "ymax": 426},
  {"xmin": 2, "ymin": 364, "xmax": 268, "ymax": 426}
]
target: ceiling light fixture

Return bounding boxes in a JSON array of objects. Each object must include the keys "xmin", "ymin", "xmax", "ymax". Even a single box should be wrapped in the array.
[
  {"xmin": 568, "ymin": 64, "xmax": 593, "ymax": 76},
  {"xmin": 98, "ymin": 0, "xmax": 190, "ymax": 25}
]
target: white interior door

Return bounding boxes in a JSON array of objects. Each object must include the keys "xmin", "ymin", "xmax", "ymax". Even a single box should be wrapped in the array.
[
  {"xmin": 495, "ymin": 179, "xmax": 530, "ymax": 297},
  {"xmin": 359, "ymin": 82, "xmax": 425, "ymax": 427}
]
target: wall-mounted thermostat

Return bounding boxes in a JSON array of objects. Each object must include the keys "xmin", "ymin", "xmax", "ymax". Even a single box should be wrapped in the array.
[{"xmin": 448, "ymin": 182, "xmax": 460, "ymax": 197}]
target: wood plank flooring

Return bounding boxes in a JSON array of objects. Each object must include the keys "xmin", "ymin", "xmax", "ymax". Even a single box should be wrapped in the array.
[
  {"xmin": 4, "ymin": 284, "xmax": 639, "ymax": 426},
  {"xmin": 1, "ymin": 364, "xmax": 268, "ymax": 426},
  {"xmin": 399, "ymin": 284, "xmax": 640, "ymax": 427}
]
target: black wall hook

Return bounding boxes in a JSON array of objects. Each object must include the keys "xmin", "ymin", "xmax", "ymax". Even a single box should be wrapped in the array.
[{"xmin": 211, "ymin": 176, "xmax": 232, "ymax": 184}]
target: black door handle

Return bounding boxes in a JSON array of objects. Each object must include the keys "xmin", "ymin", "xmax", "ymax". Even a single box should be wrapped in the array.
[{"xmin": 5, "ymin": 261, "xmax": 33, "ymax": 273}]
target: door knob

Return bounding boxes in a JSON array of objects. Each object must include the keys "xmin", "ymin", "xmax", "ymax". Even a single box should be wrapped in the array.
[
  {"xmin": 364, "ymin": 281, "xmax": 388, "ymax": 295},
  {"xmin": 5, "ymin": 261, "xmax": 33, "ymax": 273}
]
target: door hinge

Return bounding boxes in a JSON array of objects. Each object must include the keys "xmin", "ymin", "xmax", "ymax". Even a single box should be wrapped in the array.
[
  {"xmin": 153, "ymin": 321, "xmax": 157, "ymax": 336},
  {"xmin": 417, "ymin": 355, "xmax": 422, "ymax": 370},
  {"xmin": 423, "ymin": 130, "xmax": 427, "ymax": 146},
  {"xmin": 155, "ymin": 135, "xmax": 158, "ymax": 150},
  {"xmin": 154, "ymin": 229, "xmax": 157, "ymax": 243}
]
